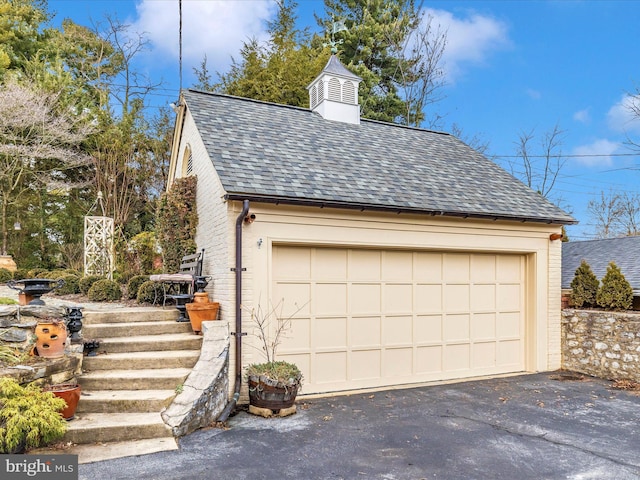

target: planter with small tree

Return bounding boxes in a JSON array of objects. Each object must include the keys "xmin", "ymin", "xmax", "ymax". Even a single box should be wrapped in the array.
[{"xmin": 246, "ymin": 300, "xmax": 305, "ymax": 417}]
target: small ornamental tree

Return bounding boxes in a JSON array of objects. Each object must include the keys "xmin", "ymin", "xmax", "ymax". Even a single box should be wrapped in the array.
[
  {"xmin": 156, "ymin": 176, "xmax": 198, "ymax": 273},
  {"xmin": 570, "ymin": 260, "xmax": 599, "ymax": 308},
  {"xmin": 596, "ymin": 262, "xmax": 633, "ymax": 311}
]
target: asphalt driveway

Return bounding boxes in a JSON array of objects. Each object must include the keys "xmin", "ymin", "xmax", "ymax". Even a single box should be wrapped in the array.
[{"xmin": 79, "ymin": 372, "xmax": 640, "ymax": 479}]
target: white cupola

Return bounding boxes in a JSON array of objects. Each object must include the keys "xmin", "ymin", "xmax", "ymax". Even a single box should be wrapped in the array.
[{"xmin": 307, "ymin": 55, "xmax": 362, "ymax": 125}]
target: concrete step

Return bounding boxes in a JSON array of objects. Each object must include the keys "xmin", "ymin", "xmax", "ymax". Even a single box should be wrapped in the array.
[
  {"xmin": 97, "ymin": 332, "xmax": 203, "ymax": 353},
  {"xmin": 77, "ymin": 389, "xmax": 176, "ymax": 413},
  {"xmin": 78, "ymin": 368, "xmax": 192, "ymax": 391},
  {"xmin": 83, "ymin": 320, "xmax": 193, "ymax": 339},
  {"xmin": 83, "ymin": 350, "xmax": 200, "ymax": 371},
  {"xmin": 29, "ymin": 437, "xmax": 179, "ymax": 464},
  {"xmin": 63, "ymin": 412, "xmax": 172, "ymax": 444},
  {"xmin": 83, "ymin": 308, "xmax": 179, "ymax": 325}
]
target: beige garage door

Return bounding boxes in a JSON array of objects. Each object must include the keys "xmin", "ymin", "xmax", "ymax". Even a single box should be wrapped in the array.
[{"xmin": 272, "ymin": 246, "xmax": 526, "ymax": 394}]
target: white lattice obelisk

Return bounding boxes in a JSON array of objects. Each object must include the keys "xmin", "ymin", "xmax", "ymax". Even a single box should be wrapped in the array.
[{"xmin": 84, "ymin": 216, "xmax": 114, "ymax": 279}]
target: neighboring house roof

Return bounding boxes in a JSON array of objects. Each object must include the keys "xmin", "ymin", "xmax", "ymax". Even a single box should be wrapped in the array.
[
  {"xmin": 182, "ymin": 89, "xmax": 575, "ymax": 225},
  {"xmin": 562, "ymin": 236, "xmax": 640, "ymax": 292}
]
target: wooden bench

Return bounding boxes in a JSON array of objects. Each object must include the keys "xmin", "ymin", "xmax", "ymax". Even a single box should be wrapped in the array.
[{"xmin": 149, "ymin": 249, "xmax": 206, "ymax": 318}]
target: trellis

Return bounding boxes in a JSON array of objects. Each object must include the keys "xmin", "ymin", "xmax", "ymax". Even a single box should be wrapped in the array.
[{"xmin": 84, "ymin": 216, "xmax": 114, "ymax": 279}]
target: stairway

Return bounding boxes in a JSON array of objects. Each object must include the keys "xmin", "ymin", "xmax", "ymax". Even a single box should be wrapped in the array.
[{"xmin": 63, "ymin": 307, "xmax": 203, "ymax": 462}]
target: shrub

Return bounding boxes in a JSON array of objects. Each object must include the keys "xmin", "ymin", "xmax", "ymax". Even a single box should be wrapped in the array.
[
  {"xmin": 596, "ymin": 262, "xmax": 633, "ymax": 311},
  {"xmin": 127, "ymin": 275, "xmax": 150, "ymax": 300},
  {"xmin": 156, "ymin": 175, "xmax": 198, "ymax": 273},
  {"xmin": 13, "ymin": 268, "xmax": 28, "ymax": 280},
  {"xmin": 0, "ymin": 378, "xmax": 67, "ymax": 453},
  {"xmin": 126, "ymin": 231, "xmax": 159, "ymax": 275},
  {"xmin": 136, "ymin": 280, "xmax": 163, "ymax": 304},
  {"xmin": 0, "ymin": 268, "xmax": 12, "ymax": 283},
  {"xmin": 570, "ymin": 260, "xmax": 599, "ymax": 308},
  {"xmin": 53, "ymin": 274, "xmax": 80, "ymax": 295},
  {"xmin": 35, "ymin": 270, "xmax": 54, "ymax": 279},
  {"xmin": 28, "ymin": 268, "xmax": 48, "ymax": 278},
  {"xmin": 79, "ymin": 275, "xmax": 105, "ymax": 295},
  {"xmin": 87, "ymin": 279, "xmax": 122, "ymax": 302}
]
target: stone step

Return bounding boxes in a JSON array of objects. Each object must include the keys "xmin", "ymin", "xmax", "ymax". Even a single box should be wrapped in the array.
[
  {"xmin": 83, "ymin": 350, "xmax": 200, "ymax": 371},
  {"xmin": 97, "ymin": 332, "xmax": 203, "ymax": 353},
  {"xmin": 77, "ymin": 389, "xmax": 177, "ymax": 413},
  {"xmin": 78, "ymin": 368, "xmax": 192, "ymax": 391},
  {"xmin": 83, "ymin": 308, "xmax": 179, "ymax": 325},
  {"xmin": 83, "ymin": 320, "xmax": 193, "ymax": 339},
  {"xmin": 63, "ymin": 412, "xmax": 172, "ymax": 444}
]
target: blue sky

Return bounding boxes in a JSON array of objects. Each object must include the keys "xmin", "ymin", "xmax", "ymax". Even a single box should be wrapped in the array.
[{"xmin": 48, "ymin": 0, "xmax": 640, "ymax": 240}]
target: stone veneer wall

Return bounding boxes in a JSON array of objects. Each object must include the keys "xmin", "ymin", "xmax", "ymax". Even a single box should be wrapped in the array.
[{"xmin": 562, "ymin": 309, "xmax": 640, "ymax": 381}]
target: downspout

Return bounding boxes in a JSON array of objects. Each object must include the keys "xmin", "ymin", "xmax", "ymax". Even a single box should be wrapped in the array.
[{"xmin": 217, "ymin": 199, "xmax": 250, "ymax": 422}]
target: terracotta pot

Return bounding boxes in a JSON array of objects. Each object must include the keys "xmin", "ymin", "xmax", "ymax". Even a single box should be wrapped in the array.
[
  {"xmin": 193, "ymin": 292, "xmax": 210, "ymax": 303},
  {"xmin": 184, "ymin": 302, "xmax": 220, "ymax": 334},
  {"xmin": 44, "ymin": 383, "xmax": 81, "ymax": 420},
  {"xmin": 35, "ymin": 322, "xmax": 68, "ymax": 358}
]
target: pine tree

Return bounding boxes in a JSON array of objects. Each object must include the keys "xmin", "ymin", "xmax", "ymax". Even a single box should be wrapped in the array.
[
  {"xmin": 596, "ymin": 261, "xmax": 633, "ymax": 311},
  {"xmin": 569, "ymin": 260, "xmax": 599, "ymax": 308}
]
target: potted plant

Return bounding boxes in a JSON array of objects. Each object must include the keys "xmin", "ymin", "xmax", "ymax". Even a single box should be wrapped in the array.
[
  {"xmin": 0, "ymin": 378, "xmax": 67, "ymax": 453},
  {"xmin": 246, "ymin": 300, "xmax": 304, "ymax": 414},
  {"xmin": 43, "ymin": 383, "xmax": 81, "ymax": 420}
]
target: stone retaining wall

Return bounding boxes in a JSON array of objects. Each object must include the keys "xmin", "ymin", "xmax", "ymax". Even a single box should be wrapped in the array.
[
  {"xmin": 562, "ymin": 309, "xmax": 640, "ymax": 381},
  {"xmin": 0, "ymin": 304, "xmax": 82, "ymax": 385}
]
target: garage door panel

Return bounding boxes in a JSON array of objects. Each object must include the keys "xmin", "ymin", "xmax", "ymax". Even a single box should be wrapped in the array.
[
  {"xmin": 416, "ymin": 345, "xmax": 442, "ymax": 373},
  {"xmin": 279, "ymin": 317, "xmax": 310, "ymax": 352},
  {"xmin": 415, "ymin": 284, "xmax": 442, "ymax": 312},
  {"xmin": 473, "ymin": 342, "xmax": 497, "ymax": 369},
  {"xmin": 315, "ymin": 248, "xmax": 347, "ymax": 280},
  {"xmin": 471, "ymin": 284, "xmax": 496, "ymax": 311},
  {"xmin": 443, "ymin": 254, "xmax": 470, "ymax": 282},
  {"xmin": 315, "ymin": 352, "xmax": 347, "ymax": 384},
  {"xmin": 273, "ymin": 283, "xmax": 311, "ymax": 316},
  {"xmin": 497, "ymin": 340, "xmax": 522, "ymax": 367},
  {"xmin": 351, "ymin": 316, "xmax": 381, "ymax": 347},
  {"xmin": 384, "ymin": 284, "xmax": 412, "ymax": 313},
  {"xmin": 497, "ymin": 312, "xmax": 521, "ymax": 338},
  {"xmin": 444, "ymin": 344, "xmax": 470, "ymax": 371},
  {"xmin": 349, "ymin": 250, "xmax": 381, "ymax": 281},
  {"xmin": 384, "ymin": 348, "xmax": 413, "ymax": 377},
  {"xmin": 471, "ymin": 255, "xmax": 496, "ymax": 282},
  {"xmin": 497, "ymin": 284, "xmax": 520, "ymax": 311},
  {"xmin": 472, "ymin": 313, "xmax": 496, "ymax": 340},
  {"xmin": 497, "ymin": 256, "xmax": 521, "ymax": 282},
  {"xmin": 351, "ymin": 350, "xmax": 381, "ymax": 380},
  {"xmin": 274, "ymin": 247, "xmax": 311, "ymax": 279},
  {"xmin": 383, "ymin": 251, "xmax": 413, "ymax": 281},
  {"xmin": 415, "ymin": 252, "xmax": 443, "ymax": 282},
  {"xmin": 315, "ymin": 317, "xmax": 347, "ymax": 349},
  {"xmin": 415, "ymin": 315, "xmax": 442, "ymax": 343},
  {"xmin": 383, "ymin": 315, "xmax": 412, "ymax": 345},
  {"xmin": 316, "ymin": 283, "xmax": 347, "ymax": 315},
  {"xmin": 351, "ymin": 284, "xmax": 381, "ymax": 314},
  {"xmin": 444, "ymin": 314, "xmax": 470, "ymax": 342},
  {"xmin": 444, "ymin": 284, "xmax": 469, "ymax": 311},
  {"xmin": 272, "ymin": 246, "xmax": 526, "ymax": 394}
]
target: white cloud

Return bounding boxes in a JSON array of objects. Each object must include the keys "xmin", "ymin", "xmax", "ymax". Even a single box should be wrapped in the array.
[
  {"xmin": 607, "ymin": 94, "xmax": 640, "ymax": 134},
  {"xmin": 132, "ymin": 0, "xmax": 276, "ymax": 73},
  {"xmin": 572, "ymin": 139, "xmax": 619, "ymax": 167},
  {"xmin": 573, "ymin": 108, "xmax": 591, "ymax": 124},
  {"xmin": 525, "ymin": 88, "xmax": 541, "ymax": 100},
  {"xmin": 424, "ymin": 8, "xmax": 510, "ymax": 80}
]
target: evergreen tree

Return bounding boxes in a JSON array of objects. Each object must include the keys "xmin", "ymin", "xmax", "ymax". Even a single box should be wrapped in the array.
[
  {"xmin": 570, "ymin": 260, "xmax": 599, "ymax": 308},
  {"xmin": 596, "ymin": 261, "xmax": 633, "ymax": 311},
  {"xmin": 215, "ymin": 0, "xmax": 330, "ymax": 107}
]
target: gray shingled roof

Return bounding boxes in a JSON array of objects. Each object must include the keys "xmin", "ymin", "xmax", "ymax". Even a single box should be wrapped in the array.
[
  {"xmin": 183, "ymin": 90, "xmax": 575, "ymax": 224},
  {"xmin": 562, "ymin": 237, "xmax": 640, "ymax": 292}
]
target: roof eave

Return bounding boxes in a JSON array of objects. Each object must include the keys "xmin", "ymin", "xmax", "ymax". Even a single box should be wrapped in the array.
[{"xmin": 224, "ymin": 193, "xmax": 576, "ymax": 225}]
